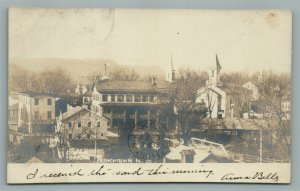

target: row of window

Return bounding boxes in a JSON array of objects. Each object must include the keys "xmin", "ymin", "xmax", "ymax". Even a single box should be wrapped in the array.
[
  {"xmin": 34, "ymin": 111, "xmax": 52, "ymax": 120},
  {"xmin": 69, "ymin": 133, "xmax": 104, "ymax": 139},
  {"xmin": 282, "ymin": 102, "xmax": 291, "ymax": 110},
  {"xmin": 68, "ymin": 121, "xmax": 101, "ymax": 128},
  {"xmin": 34, "ymin": 98, "xmax": 52, "ymax": 106},
  {"xmin": 93, "ymin": 94, "xmax": 155, "ymax": 103}
]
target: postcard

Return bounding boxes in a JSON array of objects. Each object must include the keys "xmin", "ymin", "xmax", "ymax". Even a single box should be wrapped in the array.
[{"xmin": 7, "ymin": 8, "xmax": 292, "ymax": 184}]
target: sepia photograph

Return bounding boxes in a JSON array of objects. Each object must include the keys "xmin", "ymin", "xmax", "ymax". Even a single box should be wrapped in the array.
[{"xmin": 7, "ymin": 8, "xmax": 292, "ymax": 183}]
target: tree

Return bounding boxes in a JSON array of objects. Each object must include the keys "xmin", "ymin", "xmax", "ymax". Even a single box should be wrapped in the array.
[
  {"xmin": 56, "ymin": 111, "xmax": 103, "ymax": 162},
  {"xmin": 9, "ymin": 65, "xmax": 74, "ymax": 94},
  {"xmin": 109, "ymin": 67, "xmax": 140, "ymax": 81},
  {"xmin": 33, "ymin": 68, "xmax": 74, "ymax": 94},
  {"xmin": 172, "ymin": 69, "xmax": 208, "ymax": 145},
  {"xmin": 255, "ymin": 71, "xmax": 291, "ymax": 161},
  {"xmin": 88, "ymin": 66, "xmax": 141, "ymax": 83}
]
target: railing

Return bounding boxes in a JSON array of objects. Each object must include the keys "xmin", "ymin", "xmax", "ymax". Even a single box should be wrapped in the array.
[{"xmin": 187, "ymin": 138, "xmax": 229, "ymax": 159}]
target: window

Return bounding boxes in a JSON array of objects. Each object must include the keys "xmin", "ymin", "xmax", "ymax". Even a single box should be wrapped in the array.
[
  {"xmin": 78, "ymin": 134, "xmax": 81, "ymax": 139},
  {"xmin": 102, "ymin": 95, "xmax": 108, "ymax": 102},
  {"xmin": 88, "ymin": 122, "xmax": 91, "ymax": 127},
  {"xmin": 47, "ymin": 111, "xmax": 52, "ymax": 119},
  {"xmin": 72, "ymin": 99, "xmax": 77, "ymax": 105},
  {"xmin": 117, "ymin": 95, "xmax": 124, "ymax": 102},
  {"xmin": 100, "ymin": 133, "xmax": 104, "ymax": 137},
  {"xmin": 69, "ymin": 134, "xmax": 72, "ymax": 139},
  {"xmin": 134, "ymin": 95, "xmax": 141, "ymax": 102},
  {"xmin": 78, "ymin": 121, "xmax": 81, "ymax": 128},
  {"xmin": 149, "ymin": 96, "xmax": 155, "ymax": 102},
  {"xmin": 47, "ymin": 98, "xmax": 52, "ymax": 105},
  {"xmin": 34, "ymin": 111, "xmax": 39, "ymax": 120},
  {"xmin": 142, "ymin": 95, "xmax": 148, "ymax": 102},
  {"xmin": 34, "ymin": 98, "xmax": 39, "ymax": 105},
  {"xmin": 87, "ymin": 134, "xmax": 90, "ymax": 139},
  {"xmin": 97, "ymin": 122, "xmax": 100, "ymax": 128},
  {"xmin": 68, "ymin": 122, "xmax": 72, "ymax": 128},
  {"xmin": 111, "ymin": 95, "xmax": 115, "ymax": 102},
  {"xmin": 126, "ymin": 95, "xmax": 133, "ymax": 102}
]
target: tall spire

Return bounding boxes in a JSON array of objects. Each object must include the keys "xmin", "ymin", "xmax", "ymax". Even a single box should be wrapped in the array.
[
  {"xmin": 216, "ymin": 54, "xmax": 222, "ymax": 72},
  {"xmin": 165, "ymin": 54, "xmax": 176, "ymax": 83},
  {"xmin": 171, "ymin": 54, "xmax": 174, "ymax": 70}
]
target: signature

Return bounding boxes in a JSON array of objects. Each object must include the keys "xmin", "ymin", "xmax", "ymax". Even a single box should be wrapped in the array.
[{"xmin": 221, "ymin": 172, "xmax": 279, "ymax": 182}]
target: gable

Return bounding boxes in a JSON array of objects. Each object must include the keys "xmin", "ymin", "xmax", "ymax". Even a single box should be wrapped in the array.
[{"xmin": 196, "ymin": 85, "xmax": 226, "ymax": 97}]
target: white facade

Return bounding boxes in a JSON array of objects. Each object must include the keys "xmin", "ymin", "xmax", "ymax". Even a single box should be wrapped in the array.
[
  {"xmin": 196, "ymin": 85, "xmax": 226, "ymax": 118},
  {"xmin": 18, "ymin": 93, "xmax": 56, "ymax": 133},
  {"xmin": 242, "ymin": 82, "xmax": 259, "ymax": 100}
]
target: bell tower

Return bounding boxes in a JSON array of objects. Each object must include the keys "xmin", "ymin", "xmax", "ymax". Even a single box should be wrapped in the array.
[
  {"xmin": 165, "ymin": 55, "xmax": 176, "ymax": 83},
  {"xmin": 207, "ymin": 55, "xmax": 222, "ymax": 86}
]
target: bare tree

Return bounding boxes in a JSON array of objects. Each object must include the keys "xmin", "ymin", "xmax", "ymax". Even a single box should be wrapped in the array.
[
  {"xmin": 56, "ymin": 111, "xmax": 103, "ymax": 162},
  {"xmin": 172, "ymin": 69, "xmax": 208, "ymax": 144},
  {"xmin": 109, "ymin": 67, "xmax": 140, "ymax": 81},
  {"xmin": 255, "ymin": 71, "xmax": 291, "ymax": 161}
]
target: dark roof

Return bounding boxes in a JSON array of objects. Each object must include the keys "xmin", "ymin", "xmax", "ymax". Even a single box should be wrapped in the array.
[
  {"xmin": 83, "ymin": 90, "xmax": 93, "ymax": 97},
  {"xmin": 194, "ymin": 118, "xmax": 268, "ymax": 130},
  {"xmin": 59, "ymin": 92, "xmax": 83, "ymax": 98},
  {"xmin": 69, "ymin": 139, "xmax": 111, "ymax": 148},
  {"xmin": 221, "ymin": 83, "xmax": 251, "ymax": 94},
  {"xmin": 19, "ymin": 91, "xmax": 56, "ymax": 97},
  {"xmin": 180, "ymin": 149, "xmax": 196, "ymax": 155},
  {"xmin": 96, "ymin": 80, "xmax": 175, "ymax": 93}
]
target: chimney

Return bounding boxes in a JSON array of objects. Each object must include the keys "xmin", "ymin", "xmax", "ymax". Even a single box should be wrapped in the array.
[{"xmin": 151, "ymin": 77, "xmax": 156, "ymax": 86}]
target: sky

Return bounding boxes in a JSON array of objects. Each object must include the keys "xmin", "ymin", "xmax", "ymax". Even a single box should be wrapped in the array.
[{"xmin": 9, "ymin": 8, "xmax": 292, "ymax": 73}]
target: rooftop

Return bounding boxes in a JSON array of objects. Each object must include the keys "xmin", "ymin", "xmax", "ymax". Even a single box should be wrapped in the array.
[
  {"xmin": 19, "ymin": 91, "xmax": 56, "ymax": 97},
  {"xmin": 95, "ymin": 80, "xmax": 175, "ymax": 93}
]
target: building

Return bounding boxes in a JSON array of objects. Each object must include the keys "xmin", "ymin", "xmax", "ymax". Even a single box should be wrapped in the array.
[
  {"xmin": 281, "ymin": 95, "xmax": 291, "ymax": 120},
  {"xmin": 8, "ymin": 102, "xmax": 22, "ymax": 144},
  {"xmin": 242, "ymin": 81, "xmax": 259, "ymax": 100},
  {"xmin": 56, "ymin": 106, "xmax": 110, "ymax": 141},
  {"xmin": 90, "ymin": 66, "xmax": 176, "ymax": 144},
  {"xmin": 196, "ymin": 55, "xmax": 252, "ymax": 119},
  {"xmin": 18, "ymin": 91, "xmax": 56, "ymax": 134}
]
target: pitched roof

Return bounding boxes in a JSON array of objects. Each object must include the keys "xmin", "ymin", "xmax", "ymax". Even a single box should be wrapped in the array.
[
  {"xmin": 195, "ymin": 118, "xmax": 268, "ymax": 130},
  {"xmin": 61, "ymin": 106, "xmax": 84, "ymax": 120},
  {"xmin": 95, "ymin": 80, "xmax": 175, "ymax": 93},
  {"xmin": 60, "ymin": 106, "xmax": 109, "ymax": 121},
  {"xmin": 19, "ymin": 91, "xmax": 56, "ymax": 97},
  {"xmin": 69, "ymin": 139, "xmax": 112, "ymax": 148}
]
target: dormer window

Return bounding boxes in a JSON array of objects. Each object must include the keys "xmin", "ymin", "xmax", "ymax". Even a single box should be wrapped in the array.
[{"xmin": 34, "ymin": 98, "xmax": 39, "ymax": 105}]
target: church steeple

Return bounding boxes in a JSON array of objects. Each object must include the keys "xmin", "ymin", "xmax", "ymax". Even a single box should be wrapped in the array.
[
  {"xmin": 207, "ymin": 54, "xmax": 222, "ymax": 86},
  {"xmin": 165, "ymin": 55, "xmax": 176, "ymax": 83}
]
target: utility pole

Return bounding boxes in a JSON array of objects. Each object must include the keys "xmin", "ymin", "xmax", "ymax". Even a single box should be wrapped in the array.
[
  {"xmin": 259, "ymin": 126, "xmax": 262, "ymax": 163},
  {"xmin": 94, "ymin": 130, "xmax": 97, "ymax": 163}
]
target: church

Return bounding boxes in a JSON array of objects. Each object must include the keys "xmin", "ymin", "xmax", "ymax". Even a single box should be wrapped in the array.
[{"xmin": 196, "ymin": 55, "xmax": 252, "ymax": 119}]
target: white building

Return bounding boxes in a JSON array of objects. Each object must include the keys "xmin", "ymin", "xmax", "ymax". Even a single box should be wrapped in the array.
[{"xmin": 242, "ymin": 81, "xmax": 259, "ymax": 100}]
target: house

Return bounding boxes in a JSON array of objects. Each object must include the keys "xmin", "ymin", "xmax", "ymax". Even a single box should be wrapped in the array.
[
  {"xmin": 8, "ymin": 102, "xmax": 22, "ymax": 144},
  {"xmin": 18, "ymin": 91, "xmax": 56, "ymax": 134},
  {"xmin": 242, "ymin": 81, "xmax": 259, "ymax": 100},
  {"xmin": 281, "ymin": 95, "xmax": 291, "ymax": 120},
  {"xmin": 56, "ymin": 106, "xmax": 110, "ymax": 140}
]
